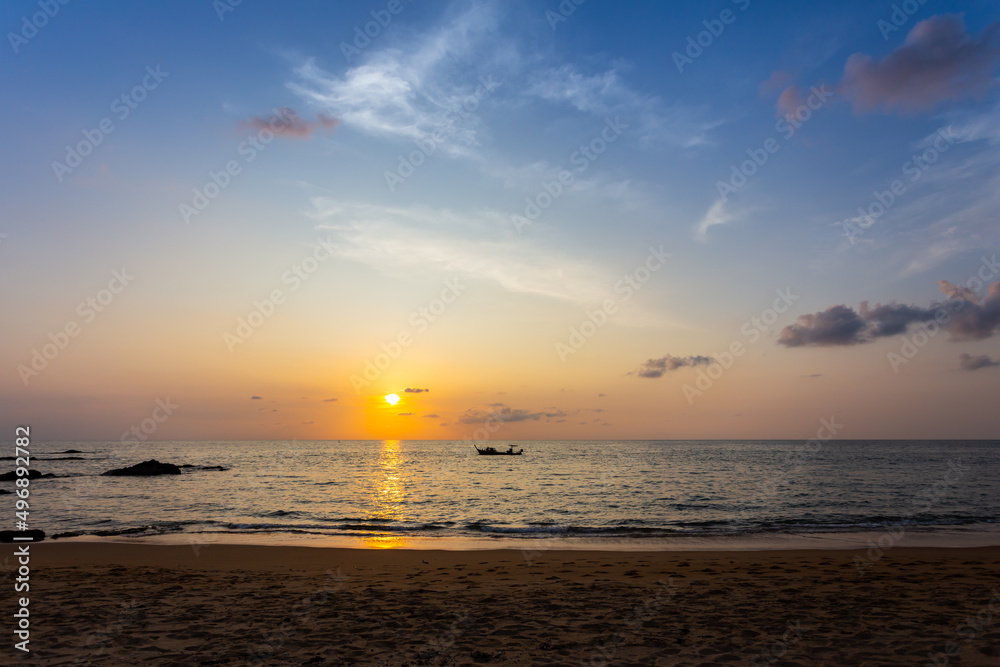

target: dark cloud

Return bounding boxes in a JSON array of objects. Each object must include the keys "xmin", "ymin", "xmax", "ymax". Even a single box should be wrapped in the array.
[
  {"xmin": 301, "ymin": 421, "xmax": 314, "ymax": 425},
  {"xmin": 398, "ymin": 412, "xmax": 413, "ymax": 416},
  {"xmin": 778, "ymin": 305, "xmax": 869, "ymax": 347},
  {"xmin": 769, "ymin": 16, "xmax": 1000, "ymax": 117},
  {"xmin": 959, "ymin": 353, "xmax": 999, "ymax": 371},
  {"xmin": 839, "ymin": 16, "xmax": 1000, "ymax": 114},
  {"xmin": 251, "ymin": 396, "xmax": 262, "ymax": 400},
  {"xmin": 597, "ymin": 393, "xmax": 606, "ymax": 397},
  {"xmin": 947, "ymin": 282, "xmax": 1000, "ymax": 341},
  {"xmin": 779, "ymin": 281, "xmax": 1000, "ymax": 347},
  {"xmin": 404, "ymin": 387, "xmax": 430, "ymax": 393},
  {"xmin": 423, "ymin": 413, "xmax": 440, "ymax": 418},
  {"xmin": 323, "ymin": 397, "xmax": 338, "ymax": 402},
  {"xmin": 859, "ymin": 301, "xmax": 938, "ymax": 337},
  {"xmin": 457, "ymin": 404, "xmax": 545, "ymax": 424},
  {"xmin": 239, "ymin": 106, "xmax": 339, "ymax": 139},
  {"xmin": 633, "ymin": 355, "xmax": 715, "ymax": 378}
]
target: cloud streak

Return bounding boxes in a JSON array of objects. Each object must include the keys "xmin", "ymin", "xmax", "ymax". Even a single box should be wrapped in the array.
[
  {"xmin": 456, "ymin": 403, "xmax": 566, "ymax": 424},
  {"xmin": 239, "ymin": 107, "xmax": 339, "ymax": 139},
  {"xmin": 694, "ymin": 199, "xmax": 736, "ymax": 241},
  {"xmin": 633, "ymin": 355, "xmax": 715, "ymax": 378},
  {"xmin": 309, "ymin": 198, "xmax": 614, "ymax": 303}
]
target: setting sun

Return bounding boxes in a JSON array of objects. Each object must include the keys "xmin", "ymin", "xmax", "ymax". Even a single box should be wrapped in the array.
[{"xmin": 384, "ymin": 394, "xmax": 400, "ymax": 406}]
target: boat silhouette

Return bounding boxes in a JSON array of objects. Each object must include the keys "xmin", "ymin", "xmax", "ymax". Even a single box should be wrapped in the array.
[{"xmin": 474, "ymin": 445, "xmax": 524, "ymax": 456}]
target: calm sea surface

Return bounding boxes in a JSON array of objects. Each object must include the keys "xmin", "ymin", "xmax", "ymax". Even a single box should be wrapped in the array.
[{"xmin": 11, "ymin": 440, "xmax": 1000, "ymax": 547}]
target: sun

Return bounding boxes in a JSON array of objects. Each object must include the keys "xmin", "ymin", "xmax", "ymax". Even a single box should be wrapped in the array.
[{"xmin": 384, "ymin": 393, "xmax": 400, "ymax": 406}]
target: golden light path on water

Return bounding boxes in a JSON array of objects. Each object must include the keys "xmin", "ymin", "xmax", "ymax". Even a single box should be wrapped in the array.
[{"xmin": 363, "ymin": 440, "xmax": 407, "ymax": 548}]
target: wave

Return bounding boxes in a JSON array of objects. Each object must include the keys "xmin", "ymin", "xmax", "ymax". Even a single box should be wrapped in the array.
[{"xmin": 46, "ymin": 513, "xmax": 998, "ymax": 542}]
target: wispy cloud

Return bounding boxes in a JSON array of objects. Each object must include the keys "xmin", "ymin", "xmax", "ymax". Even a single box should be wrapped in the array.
[
  {"xmin": 694, "ymin": 199, "xmax": 736, "ymax": 241},
  {"xmin": 308, "ymin": 198, "xmax": 613, "ymax": 303},
  {"xmin": 527, "ymin": 64, "xmax": 721, "ymax": 147},
  {"xmin": 287, "ymin": 3, "xmax": 503, "ymax": 155}
]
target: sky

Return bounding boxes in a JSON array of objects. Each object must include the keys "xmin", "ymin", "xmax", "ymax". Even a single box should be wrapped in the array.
[{"xmin": 2, "ymin": 0, "xmax": 999, "ymax": 441}]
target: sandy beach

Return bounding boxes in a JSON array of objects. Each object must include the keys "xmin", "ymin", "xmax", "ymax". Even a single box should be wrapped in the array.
[{"xmin": 4, "ymin": 542, "xmax": 997, "ymax": 665}]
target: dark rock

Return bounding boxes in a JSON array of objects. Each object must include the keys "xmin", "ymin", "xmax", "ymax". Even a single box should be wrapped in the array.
[
  {"xmin": 0, "ymin": 469, "xmax": 45, "ymax": 481},
  {"xmin": 198, "ymin": 465, "xmax": 229, "ymax": 471},
  {"xmin": 0, "ymin": 489, "xmax": 11, "ymax": 495},
  {"xmin": 0, "ymin": 530, "xmax": 45, "ymax": 543},
  {"xmin": 101, "ymin": 459, "xmax": 182, "ymax": 476},
  {"xmin": 60, "ymin": 449, "xmax": 83, "ymax": 454}
]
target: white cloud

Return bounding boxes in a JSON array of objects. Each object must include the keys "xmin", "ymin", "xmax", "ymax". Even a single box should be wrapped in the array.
[
  {"xmin": 307, "ymin": 198, "xmax": 615, "ymax": 303},
  {"xmin": 694, "ymin": 199, "xmax": 736, "ymax": 241},
  {"xmin": 527, "ymin": 64, "xmax": 721, "ymax": 147},
  {"xmin": 287, "ymin": 3, "xmax": 502, "ymax": 155}
]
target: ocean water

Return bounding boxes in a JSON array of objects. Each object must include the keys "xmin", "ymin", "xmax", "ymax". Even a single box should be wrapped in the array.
[{"xmin": 9, "ymin": 439, "xmax": 1000, "ymax": 547}]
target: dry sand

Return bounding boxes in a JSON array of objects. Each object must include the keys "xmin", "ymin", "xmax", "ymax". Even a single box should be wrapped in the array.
[{"xmin": 5, "ymin": 542, "xmax": 999, "ymax": 665}]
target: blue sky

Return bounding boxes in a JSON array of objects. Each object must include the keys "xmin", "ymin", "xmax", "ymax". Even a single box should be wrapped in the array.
[{"xmin": 2, "ymin": 0, "xmax": 999, "ymax": 440}]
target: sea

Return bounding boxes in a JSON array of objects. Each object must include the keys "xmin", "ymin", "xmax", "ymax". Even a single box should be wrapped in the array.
[{"xmin": 11, "ymin": 439, "xmax": 1000, "ymax": 550}]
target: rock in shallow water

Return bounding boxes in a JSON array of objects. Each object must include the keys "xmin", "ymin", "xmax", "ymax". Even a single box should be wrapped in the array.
[
  {"xmin": 0, "ymin": 469, "xmax": 51, "ymax": 481},
  {"xmin": 101, "ymin": 459, "xmax": 182, "ymax": 476}
]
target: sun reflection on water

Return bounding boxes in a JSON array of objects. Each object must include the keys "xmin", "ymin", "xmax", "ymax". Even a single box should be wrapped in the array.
[{"xmin": 363, "ymin": 439, "xmax": 408, "ymax": 548}]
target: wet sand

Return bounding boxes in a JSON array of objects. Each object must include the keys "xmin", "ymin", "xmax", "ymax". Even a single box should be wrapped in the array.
[{"xmin": 7, "ymin": 542, "xmax": 1000, "ymax": 665}]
